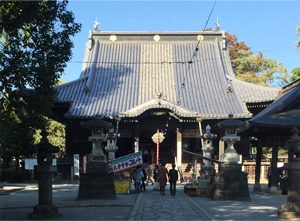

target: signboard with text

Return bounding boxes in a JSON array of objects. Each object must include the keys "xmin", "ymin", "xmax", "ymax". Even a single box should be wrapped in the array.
[
  {"xmin": 110, "ymin": 151, "xmax": 143, "ymax": 172},
  {"xmin": 25, "ymin": 158, "xmax": 57, "ymax": 170}
]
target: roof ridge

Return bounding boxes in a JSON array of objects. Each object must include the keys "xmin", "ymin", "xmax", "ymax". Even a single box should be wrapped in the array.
[
  {"xmin": 92, "ymin": 30, "xmax": 224, "ymax": 35},
  {"xmin": 231, "ymin": 78, "xmax": 279, "ymax": 91},
  {"xmin": 55, "ymin": 76, "xmax": 88, "ymax": 88},
  {"xmin": 120, "ymin": 98, "xmax": 198, "ymax": 118},
  {"xmin": 280, "ymin": 78, "xmax": 300, "ymax": 94},
  {"xmin": 231, "ymin": 78, "xmax": 280, "ymax": 103}
]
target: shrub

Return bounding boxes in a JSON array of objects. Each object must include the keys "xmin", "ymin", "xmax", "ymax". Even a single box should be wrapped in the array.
[{"xmin": 0, "ymin": 167, "xmax": 29, "ymax": 182}]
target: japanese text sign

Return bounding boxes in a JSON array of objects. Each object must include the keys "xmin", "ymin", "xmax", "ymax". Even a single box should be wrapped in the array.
[{"xmin": 110, "ymin": 151, "xmax": 143, "ymax": 172}]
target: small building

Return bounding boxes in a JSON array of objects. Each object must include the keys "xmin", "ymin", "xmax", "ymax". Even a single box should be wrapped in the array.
[
  {"xmin": 52, "ymin": 27, "xmax": 279, "ymax": 168},
  {"xmin": 245, "ymin": 79, "xmax": 300, "ymax": 187},
  {"xmin": 249, "ymin": 79, "xmax": 300, "ymax": 138},
  {"xmin": 245, "ymin": 78, "xmax": 300, "ymax": 218}
]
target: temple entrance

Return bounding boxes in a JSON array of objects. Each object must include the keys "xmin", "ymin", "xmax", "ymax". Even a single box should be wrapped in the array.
[
  {"xmin": 136, "ymin": 110, "xmax": 179, "ymax": 164},
  {"xmin": 139, "ymin": 129, "xmax": 176, "ymax": 164}
]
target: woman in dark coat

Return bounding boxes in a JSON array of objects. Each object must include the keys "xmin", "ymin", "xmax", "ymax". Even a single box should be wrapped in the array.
[{"xmin": 158, "ymin": 162, "xmax": 168, "ymax": 195}]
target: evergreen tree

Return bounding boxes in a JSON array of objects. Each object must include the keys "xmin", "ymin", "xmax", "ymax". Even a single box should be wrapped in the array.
[{"xmin": 0, "ymin": 1, "xmax": 80, "ymax": 167}]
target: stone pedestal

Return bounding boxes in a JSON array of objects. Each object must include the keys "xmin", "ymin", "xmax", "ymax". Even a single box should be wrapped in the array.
[
  {"xmin": 28, "ymin": 165, "xmax": 61, "ymax": 219},
  {"xmin": 278, "ymin": 128, "xmax": 300, "ymax": 219},
  {"xmin": 197, "ymin": 175, "xmax": 211, "ymax": 197},
  {"xmin": 78, "ymin": 172, "xmax": 116, "ymax": 199},
  {"xmin": 199, "ymin": 158, "xmax": 214, "ymax": 197},
  {"xmin": 278, "ymin": 162, "xmax": 300, "ymax": 219},
  {"xmin": 253, "ymin": 183, "xmax": 261, "ymax": 192},
  {"xmin": 78, "ymin": 157, "xmax": 116, "ymax": 200},
  {"xmin": 199, "ymin": 161, "xmax": 214, "ymax": 197},
  {"xmin": 78, "ymin": 118, "xmax": 117, "ymax": 200},
  {"xmin": 212, "ymin": 164, "xmax": 249, "ymax": 200}
]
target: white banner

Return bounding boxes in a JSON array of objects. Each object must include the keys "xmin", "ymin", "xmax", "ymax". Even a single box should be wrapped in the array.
[
  {"xmin": 73, "ymin": 154, "xmax": 80, "ymax": 176},
  {"xmin": 110, "ymin": 152, "xmax": 143, "ymax": 172}
]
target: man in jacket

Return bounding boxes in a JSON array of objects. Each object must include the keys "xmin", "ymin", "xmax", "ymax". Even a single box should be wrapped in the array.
[{"xmin": 168, "ymin": 163, "xmax": 178, "ymax": 196}]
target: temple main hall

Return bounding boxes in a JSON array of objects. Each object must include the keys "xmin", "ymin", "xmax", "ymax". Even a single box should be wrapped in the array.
[{"xmin": 53, "ymin": 26, "xmax": 279, "ymax": 168}]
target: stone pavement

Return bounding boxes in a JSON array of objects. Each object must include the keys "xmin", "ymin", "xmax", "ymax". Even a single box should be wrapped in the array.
[
  {"xmin": 0, "ymin": 183, "xmax": 136, "ymax": 220},
  {"xmin": 0, "ymin": 183, "xmax": 298, "ymax": 221},
  {"xmin": 128, "ymin": 187, "xmax": 210, "ymax": 220}
]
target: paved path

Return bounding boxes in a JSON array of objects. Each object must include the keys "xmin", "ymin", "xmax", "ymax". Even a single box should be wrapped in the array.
[
  {"xmin": 0, "ymin": 183, "xmax": 137, "ymax": 220},
  {"xmin": 129, "ymin": 187, "xmax": 211, "ymax": 220},
  {"xmin": 191, "ymin": 191, "xmax": 289, "ymax": 220},
  {"xmin": 0, "ymin": 183, "xmax": 296, "ymax": 221}
]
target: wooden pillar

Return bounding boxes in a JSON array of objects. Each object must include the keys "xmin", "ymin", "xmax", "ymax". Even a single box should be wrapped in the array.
[
  {"xmin": 253, "ymin": 141, "xmax": 262, "ymax": 192},
  {"xmin": 218, "ymin": 140, "xmax": 225, "ymax": 160},
  {"xmin": 269, "ymin": 143, "xmax": 279, "ymax": 192},
  {"xmin": 134, "ymin": 137, "xmax": 139, "ymax": 153},
  {"xmin": 133, "ymin": 122, "xmax": 139, "ymax": 153},
  {"xmin": 218, "ymin": 140, "xmax": 225, "ymax": 173},
  {"xmin": 176, "ymin": 129, "xmax": 182, "ymax": 167}
]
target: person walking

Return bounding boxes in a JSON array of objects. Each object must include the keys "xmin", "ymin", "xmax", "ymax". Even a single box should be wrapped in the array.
[
  {"xmin": 158, "ymin": 162, "xmax": 168, "ymax": 195},
  {"xmin": 133, "ymin": 165, "xmax": 143, "ymax": 193},
  {"xmin": 168, "ymin": 163, "xmax": 178, "ymax": 196},
  {"xmin": 140, "ymin": 165, "xmax": 147, "ymax": 191},
  {"xmin": 153, "ymin": 164, "xmax": 160, "ymax": 191}
]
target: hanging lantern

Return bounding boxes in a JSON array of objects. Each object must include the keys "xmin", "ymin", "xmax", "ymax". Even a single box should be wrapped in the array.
[
  {"xmin": 152, "ymin": 130, "xmax": 165, "ymax": 165},
  {"xmin": 152, "ymin": 131, "xmax": 165, "ymax": 144}
]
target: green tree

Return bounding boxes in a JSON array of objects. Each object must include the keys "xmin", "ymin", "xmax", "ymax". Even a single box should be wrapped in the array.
[
  {"xmin": 47, "ymin": 119, "xmax": 65, "ymax": 157},
  {"xmin": 0, "ymin": 1, "xmax": 80, "ymax": 168},
  {"xmin": 225, "ymin": 33, "xmax": 288, "ymax": 86},
  {"xmin": 279, "ymin": 67, "xmax": 300, "ymax": 85},
  {"xmin": 291, "ymin": 67, "xmax": 300, "ymax": 81},
  {"xmin": 0, "ymin": 100, "xmax": 35, "ymax": 168},
  {"xmin": 225, "ymin": 33, "xmax": 250, "ymax": 61},
  {"xmin": 34, "ymin": 118, "xmax": 66, "ymax": 157}
]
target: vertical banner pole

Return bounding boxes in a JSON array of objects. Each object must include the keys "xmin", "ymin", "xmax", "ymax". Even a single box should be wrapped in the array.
[
  {"xmin": 156, "ymin": 141, "xmax": 159, "ymax": 165},
  {"xmin": 156, "ymin": 130, "xmax": 160, "ymax": 165}
]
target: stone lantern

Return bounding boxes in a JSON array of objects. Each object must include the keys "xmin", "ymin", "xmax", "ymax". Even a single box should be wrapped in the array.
[
  {"xmin": 212, "ymin": 114, "xmax": 249, "ymax": 200},
  {"xmin": 78, "ymin": 118, "xmax": 116, "ymax": 199},
  {"xmin": 87, "ymin": 124, "xmax": 109, "ymax": 161},
  {"xmin": 29, "ymin": 130, "xmax": 60, "ymax": 219},
  {"xmin": 201, "ymin": 124, "xmax": 217, "ymax": 176},
  {"xmin": 218, "ymin": 114, "xmax": 246, "ymax": 164},
  {"xmin": 105, "ymin": 128, "xmax": 120, "ymax": 161},
  {"xmin": 197, "ymin": 124, "xmax": 217, "ymax": 197}
]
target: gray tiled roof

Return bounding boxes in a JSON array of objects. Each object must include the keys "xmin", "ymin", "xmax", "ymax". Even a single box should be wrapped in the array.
[
  {"xmin": 55, "ymin": 31, "xmax": 278, "ymax": 119},
  {"xmin": 249, "ymin": 79, "xmax": 300, "ymax": 127},
  {"xmin": 231, "ymin": 79, "xmax": 279, "ymax": 103}
]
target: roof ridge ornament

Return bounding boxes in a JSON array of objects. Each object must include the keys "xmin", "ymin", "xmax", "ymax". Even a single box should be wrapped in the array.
[
  {"xmin": 226, "ymin": 79, "xmax": 233, "ymax": 93},
  {"xmin": 157, "ymin": 92, "xmax": 163, "ymax": 99},
  {"xmin": 215, "ymin": 17, "xmax": 220, "ymax": 31},
  {"xmin": 93, "ymin": 17, "xmax": 100, "ymax": 31},
  {"xmin": 156, "ymin": 92, "xmax": 163, "ymax": 105}
]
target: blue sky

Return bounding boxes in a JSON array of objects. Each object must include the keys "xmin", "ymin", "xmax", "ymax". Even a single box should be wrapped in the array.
[{"xmin": 62, "ymin": 1, "xmax": 300, "ymax": 83}]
